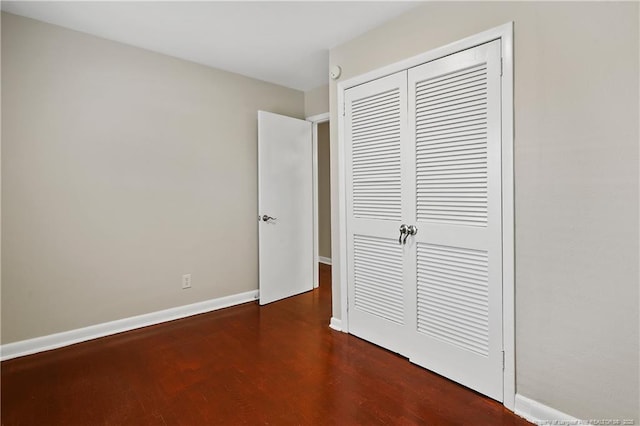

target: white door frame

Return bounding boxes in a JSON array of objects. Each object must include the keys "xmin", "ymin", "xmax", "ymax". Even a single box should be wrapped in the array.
[
  {"xmin": 306, "ymin": 112, "xmax": 330, "ymax": 289},
  {"xmin": 335, "ymin": 22, "xmax": 515, "ymax": 409}
]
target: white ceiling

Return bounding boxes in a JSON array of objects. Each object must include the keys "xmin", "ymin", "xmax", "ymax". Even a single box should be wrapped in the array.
[{"xmin": 1, "ymin": 1, "xmax": 419, "ymax": 92}]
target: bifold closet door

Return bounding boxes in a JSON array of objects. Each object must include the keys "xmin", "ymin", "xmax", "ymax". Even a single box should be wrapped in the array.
[
  {"xmin": 345, "ymin": 71, "xmax": 411, "ymax": 355},
  {"xmin": 406, "ymin": 40, "xmax": 503, "ymax": 401}
]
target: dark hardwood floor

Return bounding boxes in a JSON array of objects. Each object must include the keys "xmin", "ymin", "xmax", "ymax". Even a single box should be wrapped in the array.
[{"xmin": 1, "ymin": 264, "xmax": 531, "ymax": 425}]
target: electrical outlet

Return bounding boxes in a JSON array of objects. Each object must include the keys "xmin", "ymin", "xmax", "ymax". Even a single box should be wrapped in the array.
[{"xmin": 182, "ymin": 274, "xmax": 191, "ymax": 289}]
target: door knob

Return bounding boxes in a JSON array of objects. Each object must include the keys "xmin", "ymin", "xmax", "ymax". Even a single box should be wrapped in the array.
[
  {"xmin": 398, "ymin": 224, "xmax": 417, "ymax": 245},
  {"xmin": 399, "ymin": 224, "xmax": 408, "ymax": 245},
  {"xmin": 403, "ymin": 225, "xmax": 418, "ymax": 245},
  {"xmin": 262, "ymin": 215, "xmax": 276, "ymax": 222}
]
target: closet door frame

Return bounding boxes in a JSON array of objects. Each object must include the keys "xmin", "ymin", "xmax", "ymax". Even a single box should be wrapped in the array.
[{"xmin": 335, "ymin": 22, "xmax": 515, "ymax": 410}]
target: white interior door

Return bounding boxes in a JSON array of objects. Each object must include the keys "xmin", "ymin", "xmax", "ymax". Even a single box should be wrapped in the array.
[
  {"xmin": 345, "ymin": 71, "xmax": 411, "ymax": 355},
  {"xmin": 406, "ymin": 40, "xmax": 503, "ymax": 401},
  {"xmin": 258, "ymin": 111, "xmax": 313, "ymax": 305}
]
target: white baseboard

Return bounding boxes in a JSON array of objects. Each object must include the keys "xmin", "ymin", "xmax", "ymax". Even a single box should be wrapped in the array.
[
  {"xmin": 319, "ymin": 256, "xmax": 332, "ymax": 265},
  {"xmin": 1, "ymin": 290, "xmax": 259, "ymax": 361},
  {"xmin": 329, "ymin": 317, "xmax": 342, "ymax": 332},
  {"xmin": 514, "ymin": 394, "xmax": 578, "ymax": 425}
]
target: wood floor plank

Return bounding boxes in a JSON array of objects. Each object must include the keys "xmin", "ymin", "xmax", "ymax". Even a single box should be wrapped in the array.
[{"xmin": 1, "ymin": 264, "xmax": 531, "ymax": 425}]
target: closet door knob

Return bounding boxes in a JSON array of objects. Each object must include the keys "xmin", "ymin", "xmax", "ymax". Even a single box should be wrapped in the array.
[
  {"xmin": 398, "ymin": 224, "xmax": 408, "ymax": 245},
  {"xmin": 402, "ymin": 225, "xmax": 417, "ymax": 245}
]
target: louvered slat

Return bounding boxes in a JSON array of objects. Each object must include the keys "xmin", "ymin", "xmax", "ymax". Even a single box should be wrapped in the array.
[
  {"xmin": 352, "ymin": 92, "xmax": 399, "ymax": 113},
  {"xmin": 416, "ymin": 243, "xmax": 489, "ymax": 355},
  {"xmin": 353, "ymin": 235, "xmax": 404, "ymax": 324},
  {"xmin": 415, "ymin": 63, "xmax": 488, "ymax": 227},
  {"xmin": 351, "ymin": 88, "xmax": 401, "ymax": 221}
]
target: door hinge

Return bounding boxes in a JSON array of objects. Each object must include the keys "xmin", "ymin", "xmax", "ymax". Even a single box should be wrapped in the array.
[
  {"xmin": 500, "ymin": 58, "xmax": 504, "ymax": 77},
  {"xmin": 342, "ymin": 101, "xmax": 346, "ymax": 116},
  {"xmin": 501, "ymin": 350, "xmax": 505, "ymax": 370}
]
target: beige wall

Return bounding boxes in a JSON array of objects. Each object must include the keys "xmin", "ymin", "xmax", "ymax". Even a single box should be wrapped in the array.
[
  {"xmin": 304, "ymin": 84, "xmax": 329, "ymax": 118},
  {"xmin": 329, "ymin": 1, "xmax": 639, "ymax": 421},
  {"xmin": 1, "ymin": 13, "xmax": 304, "ymax": 343},
  {"xmin": 317, "ymin": 122, "xmax": 331, "ymax": 260}
]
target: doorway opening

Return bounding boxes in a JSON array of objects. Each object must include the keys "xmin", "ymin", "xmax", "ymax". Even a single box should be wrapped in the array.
[{"xmin": 308, "ymin": 113, "xmax": 331, "ymax": 289}]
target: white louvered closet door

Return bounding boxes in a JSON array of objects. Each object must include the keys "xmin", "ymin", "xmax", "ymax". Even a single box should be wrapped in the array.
[
  {"xmin": 406, "ymin": 40, "xmax": 503, "ymax": 401},
  {"xmin": 345, "ymin": 71, "xmax": 411, "ymax": 355}
]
